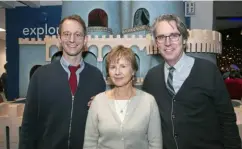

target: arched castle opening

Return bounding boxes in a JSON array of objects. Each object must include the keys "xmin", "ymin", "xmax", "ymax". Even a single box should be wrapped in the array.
[
  {"xmin": 84, "ymin": 45, "xmax": 98, "ymax": 67},
  {"xmin": 88, "ymin": 9, "xmax": 108, "ymax": 27},
  {"xmin": 133, "ymin": 8, "xmax": 150, "ymax": 27}
]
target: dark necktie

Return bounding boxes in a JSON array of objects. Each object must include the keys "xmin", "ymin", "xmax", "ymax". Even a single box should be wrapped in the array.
[
  {"xmin": 167, "ymin": 66, "xmax": 175, "ymax": 96},
  {"xmin": 68, "ymin": 65, "xmax": 80, "ymax": 95}
]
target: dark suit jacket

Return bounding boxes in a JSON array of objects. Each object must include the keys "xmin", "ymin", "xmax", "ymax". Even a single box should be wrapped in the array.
[{"xmin": 143, "ymin": 58, "xmax": 241, "ymax": 149}]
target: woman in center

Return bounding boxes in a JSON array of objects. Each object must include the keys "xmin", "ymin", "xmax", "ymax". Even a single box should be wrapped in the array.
[{"xmin": 84, "ymin": 45, "xmax": 162, "ymax": 149}]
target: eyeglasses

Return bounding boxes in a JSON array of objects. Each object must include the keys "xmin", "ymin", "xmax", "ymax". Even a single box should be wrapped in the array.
[
  {"xmin": 61, "ymin": 31, "xmax": 85, "ymax": 41},
  {"xmin": 155, "ymin": 33, "xmax": 181, "ymax": 43}
]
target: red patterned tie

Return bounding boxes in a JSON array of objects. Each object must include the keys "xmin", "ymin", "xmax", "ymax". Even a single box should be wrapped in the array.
[{"xmin": 68, "ymin": 65, "xmax": 80, "ymax": 95}]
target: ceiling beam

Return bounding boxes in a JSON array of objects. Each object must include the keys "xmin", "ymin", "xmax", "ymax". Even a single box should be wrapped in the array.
[
  {"xmin": 0, "ymin": 1, "xmax": 15, "ymax": 8},
  {"xmin": 18, "ymin": 1, "xmax": 40, "ymax": 8}
]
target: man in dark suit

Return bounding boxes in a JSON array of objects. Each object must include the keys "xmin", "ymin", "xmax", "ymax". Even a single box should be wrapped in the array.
[
  {"xmin": 142, "ymin": 14, "xmax": 241, "ymax": 149},
  {"xmin": 19, "ymin": 15, "xmax": 106, "ymax": 149}
]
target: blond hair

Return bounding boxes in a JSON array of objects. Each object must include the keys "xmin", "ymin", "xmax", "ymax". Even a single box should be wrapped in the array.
[{"xmin": 106, "ymin": 45, "xmax": 138, "ymax": 78}]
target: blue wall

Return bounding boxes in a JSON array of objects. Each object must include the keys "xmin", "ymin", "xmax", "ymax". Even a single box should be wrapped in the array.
[{"xmin": 6, "ymin": 6, "xmax": 62, "ymax": 100}]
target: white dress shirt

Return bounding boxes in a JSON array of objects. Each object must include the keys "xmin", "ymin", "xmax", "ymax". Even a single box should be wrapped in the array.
[
  {"xmin": 60, "ymin": 56, "xmax": 85, "ymax": 84},
  {"xmin": 164, "ymin": 53, "xmax": 195, "ymax": 93}
]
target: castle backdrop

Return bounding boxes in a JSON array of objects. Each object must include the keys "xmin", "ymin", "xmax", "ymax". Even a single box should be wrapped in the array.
[
  {"xmin": 0, "ymin": 2, "xmax": 222, "ymax": 148},
  {"xmin": 5, "ymin": 1, "xmax": 220, "ymax": 99}
]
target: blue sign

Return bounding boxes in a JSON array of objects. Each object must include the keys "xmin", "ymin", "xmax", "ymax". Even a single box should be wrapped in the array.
[{"xmin": 6, "ymin": 6, "xmax": 61, "ymax": 100}]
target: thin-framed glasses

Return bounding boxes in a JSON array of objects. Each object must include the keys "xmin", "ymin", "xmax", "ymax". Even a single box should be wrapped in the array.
[
  {"xmin": 61, "ymin": 31, "xmax": 84, "ymax": 41},
  {"xmin": 155, "ymin": 33, "xmax": 181, "ymax": 43}
]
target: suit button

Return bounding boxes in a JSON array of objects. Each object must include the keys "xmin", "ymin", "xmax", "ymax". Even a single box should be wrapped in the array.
[{"xmin": 172, "ymin": 114, "xmax": 175, "ymax": 119}]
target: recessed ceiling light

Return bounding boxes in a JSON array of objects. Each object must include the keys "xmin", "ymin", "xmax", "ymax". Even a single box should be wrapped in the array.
[{"xmin": 0, "ymin": 28, "xmax": 6, "ymax": 32}]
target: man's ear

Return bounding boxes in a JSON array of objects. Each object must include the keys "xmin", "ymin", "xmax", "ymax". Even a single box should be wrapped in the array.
[
  {"xmin": 84, "ymin": 35, "xmax": 88, "ymax": 45},
  {"xmin": 83, "ymin": 35, "xmax": 88, "ymax": 51}
]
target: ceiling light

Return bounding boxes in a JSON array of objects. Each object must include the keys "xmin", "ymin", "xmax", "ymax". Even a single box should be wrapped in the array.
[{"xmin": 0, "ymin": 28, "xmax": 6, "ymax": 32}]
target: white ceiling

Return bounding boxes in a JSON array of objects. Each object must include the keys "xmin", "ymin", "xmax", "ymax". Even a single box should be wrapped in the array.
[
  {"xmin": 0, "ymin": 1, "xmax": 62, "ymax": 8},
  {"xmin": 0, "ymin": 1, "xmax": 62, "ymax": 40}
]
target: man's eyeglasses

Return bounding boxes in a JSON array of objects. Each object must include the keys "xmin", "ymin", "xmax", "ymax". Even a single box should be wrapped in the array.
[
  {"xmin": 155, "ymin": 33, "xmax": 181, "ymax": 43},
  {"xmin": 61, "ymin": 31, "xmax": 85, "ymax": 41}
]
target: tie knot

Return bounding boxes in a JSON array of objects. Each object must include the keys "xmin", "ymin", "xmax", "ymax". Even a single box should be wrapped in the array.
[
  {"xmin": 169, "ymin": 66, "xmax": 175, "ymax": 72},
  {"xmin": 68, "ymin": 65, "xmax": 80, "ymax": 73}
]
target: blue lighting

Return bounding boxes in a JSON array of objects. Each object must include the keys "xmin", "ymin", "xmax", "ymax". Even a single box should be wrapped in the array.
[{"xmin": 227, "ymin": 17, "xmax": 242, "ymax": 21}]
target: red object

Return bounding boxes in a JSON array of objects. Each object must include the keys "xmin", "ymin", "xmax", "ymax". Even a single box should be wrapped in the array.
[
  {"xmin": 68, "ymin": 65, "xmax": 80, "ymax": 95},
  {"xmin": 224, "ymin": 78, "xmax": 242, "ymax": 100}
]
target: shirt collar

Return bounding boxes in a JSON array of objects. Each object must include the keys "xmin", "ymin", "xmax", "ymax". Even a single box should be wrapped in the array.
[
  {"xmin": 60, "ymin": 56, "xmax": 84, "ymax": 69},
  {"xmin": 165, "ymin": 52, "xmax": 187, "ymax": 72}
]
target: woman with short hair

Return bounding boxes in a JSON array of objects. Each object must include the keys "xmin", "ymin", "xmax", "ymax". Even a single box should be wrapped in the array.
[{"xmin": 84, "ymin": 45, "xmax": 162, "ymax": 149}]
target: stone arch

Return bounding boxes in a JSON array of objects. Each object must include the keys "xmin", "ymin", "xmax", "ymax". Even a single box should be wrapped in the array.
[
  {"xmin": 102, "ymin": 45, "xmax": 112, "ymax": 57},
  {"xmin": 133, "ymin": 8, "xmax": 150, "ymax": 27},
  {"xmin": 87, "ymin": 45, "xmax": 98, "ymax": 58},
  {"xmin": 83, "ymin": 51, "xmax": 97, "ymax": 67},
  {"xmin": 102, "ymin": 52, "xmax": 109, "ymax": 79},
  {"xmin": 130, "ymin": 45, "xmax": 140, "ymax": 54},
  {"xmin": 134, "ymin": 54, "xmax": 141, "ymax": 78},
  {"xmin": 88, "ymin": 8, "xmax": 108, "ymax": 27},
  {"xmin": 129, "ymin": 45, "xmax": 141, "ymax": 78},
  {"xmin": 49, "ymin": 45, "xmax": 59, "ymax": 59}
]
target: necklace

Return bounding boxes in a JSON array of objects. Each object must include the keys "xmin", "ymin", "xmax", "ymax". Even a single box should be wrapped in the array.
[
  {"xmin": 115, "ymin": 100, "xmax": 131, "ymax": 114},
  {"xmin": 113, "ymin": 89, "xmax": 133, "ymax": 114}
]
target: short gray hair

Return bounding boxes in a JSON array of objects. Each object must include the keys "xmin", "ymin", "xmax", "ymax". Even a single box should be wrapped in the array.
[{"xmin": 152, "ymin": 14, "xmax": 189, "ymax": 41}]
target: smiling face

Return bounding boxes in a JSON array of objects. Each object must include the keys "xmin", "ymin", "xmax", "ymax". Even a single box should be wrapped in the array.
[
  {"xmin": 108, "ymin": 57, "xmax": 135, "ymax": 87},
  {"xmin": 58, "ymin": 19, "xmax": 87, "ymax": 58},
  {"xmin": 106, "ymin": 45, "xmax": 138, "ymax": 88},
  {"xmin": 154, "ymin": 20, "xmax": 184, "ymax": 66}
]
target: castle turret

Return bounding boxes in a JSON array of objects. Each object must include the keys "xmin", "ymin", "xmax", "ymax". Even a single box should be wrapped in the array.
[
  {"xmin": 61, "ymin": 1, "xmax": 121, "ymax": 35},
  {"xmin": 120, "ymin": 1, "xmax": 132, "ymax": 32},
  {"xmin": 128, "ymin": 1, "xmax": 185, "ymax": 29}
]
